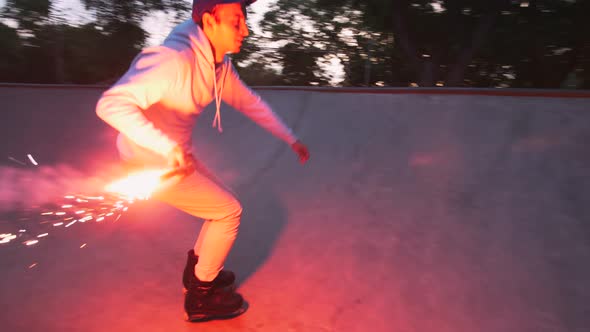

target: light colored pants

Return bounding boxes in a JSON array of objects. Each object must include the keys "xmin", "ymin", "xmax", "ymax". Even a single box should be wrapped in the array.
[
  {"xmin": 154, "ymin": 160, "xmax": 242, "ymax": 282},
  {"xmin": 122, "ymin": 148, "xmax": 242, "ymax": 283}
]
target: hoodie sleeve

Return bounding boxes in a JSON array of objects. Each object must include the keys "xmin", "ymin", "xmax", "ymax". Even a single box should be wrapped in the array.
[
  {"xmin": 221, "ymin": 61, "xmax": 298, "ymax": 145},
  {"xmin": 95, "ymin": 48, "xmax": 179, "ymax": 157}
]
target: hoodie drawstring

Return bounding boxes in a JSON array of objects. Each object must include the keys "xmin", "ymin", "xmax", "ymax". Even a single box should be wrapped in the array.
[{"xmin": 212, "ymin": 61, "xmax": 228, "ymax": 133}]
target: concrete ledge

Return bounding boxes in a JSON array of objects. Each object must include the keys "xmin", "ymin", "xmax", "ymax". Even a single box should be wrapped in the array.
[{"xmin": 1, "ymin": 83, "xmax": 589, "ymax": 98}]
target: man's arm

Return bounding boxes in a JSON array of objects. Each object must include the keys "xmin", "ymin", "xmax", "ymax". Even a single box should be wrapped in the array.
[
  {"xmin": 221, "ymin": 61, "xmax": 298, "ymax": 144},
  {"xmin": 95, "ymin": 48, "xmax": 179, "ymax": 158},
  {"xmin": 221, "ymin": 61, "xmax": 309, "ymax": 163}
]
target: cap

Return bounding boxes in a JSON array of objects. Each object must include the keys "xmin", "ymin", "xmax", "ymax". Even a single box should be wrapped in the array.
[{"xmin": 192, "ymin": 0, "xmax": 256, "ymax": 23}]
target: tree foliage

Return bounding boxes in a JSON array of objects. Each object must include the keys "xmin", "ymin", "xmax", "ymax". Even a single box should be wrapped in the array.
[
  {"xmin": 239, "ymin": 0, "xmax": 588, "ymax": 88},
  {"xmin": 0, "ymin": 0, "xmax": 188, "ymax": 84},
  {"xmin": 0, "ymin": 0, "xmax": 588, "ymax": 88}
]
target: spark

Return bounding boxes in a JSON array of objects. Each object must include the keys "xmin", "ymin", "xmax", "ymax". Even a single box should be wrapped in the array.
[
  {"xmin": 80, "ymin": 243, "xmax": 87, "ymax": 248},
  {"xmin": 81, "ymin": 196, "xmax": 104, "ymax": 200},
  {"xmin": 7, "ymin": 156, "xmax": 26, "ymax": 166},
  {"xmin": 0, "ymin": 234, "xmax": 17, "ymax": 244},
  {"xmin": 29, "ymin": 263, "xmax": 38, "ymax": 269},
  {"xmin": 27, "ymin": 154, "xmax": 38, "ymax": 166},
  {"xmin": 2, "ymin": 168, "xmax": 174, "ymax": 250},
  {"xmin": 79, "ymin": 216, "xmax": 93, "ymax": 222}
]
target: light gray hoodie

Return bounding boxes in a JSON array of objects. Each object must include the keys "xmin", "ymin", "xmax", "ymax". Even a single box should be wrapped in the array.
[{"xmin": 96, "ymin": 19, "xmax": 297, "ymax": 163}]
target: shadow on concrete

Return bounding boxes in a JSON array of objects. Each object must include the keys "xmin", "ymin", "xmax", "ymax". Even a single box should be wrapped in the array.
[{"xmin": 225, "ymin": 184, "xmax": 288, "ymax": 287}]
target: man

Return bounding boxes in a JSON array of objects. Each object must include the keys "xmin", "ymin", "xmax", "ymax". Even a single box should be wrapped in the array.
[{"xmin": 95, "ymin": 0, "xmax": 309, "ymax": 322}]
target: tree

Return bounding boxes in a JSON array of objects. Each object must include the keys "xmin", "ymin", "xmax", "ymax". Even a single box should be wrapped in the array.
[
  {"xmin": 0, "ymin": 22, "xmax": 24, "ymax": 82},
  {"xmin": 242, "ymin": 0, "xmax": 395, "ymax": 87},
  {"xmin": 0, "ymin": 0, "xmax": 190, "ymax": 84},
  {"xmin": 481, "ymin": 0, "xmax": 590, "ymax": 89},
  {"xmin": 244, "ymin": 0, "xmax": 588, "ymax": 88},
  {"xmin": 1, "ymin": 0, "xmax": 587, "ymax": 88},
  {"xmin": 79, "ymin": 0, "xmax": 189, "ymax": 83}
]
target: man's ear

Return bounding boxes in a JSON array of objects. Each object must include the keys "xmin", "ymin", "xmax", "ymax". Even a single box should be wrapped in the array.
[{"xmin": 202, "ymin": 12, "xmax": 215, "ymax": 29}]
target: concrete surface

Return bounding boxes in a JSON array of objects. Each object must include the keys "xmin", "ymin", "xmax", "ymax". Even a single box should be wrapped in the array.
[{"xmin": 0, "ymin": 85, "xmax": 589, "ymax": 332}]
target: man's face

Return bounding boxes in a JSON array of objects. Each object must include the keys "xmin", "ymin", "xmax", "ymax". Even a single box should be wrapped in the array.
[{"xmin": 204, "ymin": 3, "xmax": 249, "ymax": 55}]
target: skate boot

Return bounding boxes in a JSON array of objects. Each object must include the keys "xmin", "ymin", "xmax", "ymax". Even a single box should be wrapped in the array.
[
  {"xmin": 184, "ymin": 276, "xmax": 245, "ymax": 322},
  {"xmin": 183, "ymin": 250, "xmax": 235, "ymax": 292}
]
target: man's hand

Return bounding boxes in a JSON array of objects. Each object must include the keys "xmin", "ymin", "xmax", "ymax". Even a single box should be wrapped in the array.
[
  {"xmin": 291, "ymin": 140, "xmax": 310, "ymax": 164},
  {"xmin": 167, "ymin": 145, "xmax": 196, "ymax": 175}
]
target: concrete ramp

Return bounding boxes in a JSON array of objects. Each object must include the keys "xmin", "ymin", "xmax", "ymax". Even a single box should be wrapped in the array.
[{"xmin": 0, "ymin": 85, "xmax": 589, "ymax": 332}]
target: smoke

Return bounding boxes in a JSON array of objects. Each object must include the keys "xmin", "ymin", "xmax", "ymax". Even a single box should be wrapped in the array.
[
  {"xmin": 0, "ymin": 161, "xmax": 139, "ymax": 248},
  {"xmin": 0, "ymin": 164, "xmax": 109, "ymax": 211}
]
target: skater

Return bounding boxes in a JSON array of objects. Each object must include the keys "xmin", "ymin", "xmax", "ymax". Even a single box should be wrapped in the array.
[{"xmin": 95, "ymin": 0, "xmax": 309, "ymax": 321}]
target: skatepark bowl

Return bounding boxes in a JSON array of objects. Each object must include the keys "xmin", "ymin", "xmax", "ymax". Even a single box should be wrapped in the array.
[{"xmin": 1, "ymin": 84, "xmax": 589, "ymax": 332}]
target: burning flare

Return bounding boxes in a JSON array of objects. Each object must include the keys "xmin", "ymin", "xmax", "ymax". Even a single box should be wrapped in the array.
[{"xmin": 104, "ymin": 169, "xmax": 169, "ymax": 200}]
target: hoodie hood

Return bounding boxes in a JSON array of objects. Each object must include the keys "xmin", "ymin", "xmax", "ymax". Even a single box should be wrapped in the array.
[
  {"xmin": 163, "ymin": 19, "xmax": 216, "ymax": 66},
  {"xmin": 162, "ymin": 19, "xmax": 228, "ymax": 132}
]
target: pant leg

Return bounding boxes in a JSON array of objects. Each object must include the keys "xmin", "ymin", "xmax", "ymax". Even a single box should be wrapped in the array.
[{"xmin": 152, "ymin": 160, "xmax": 242, "ymax": 282}]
